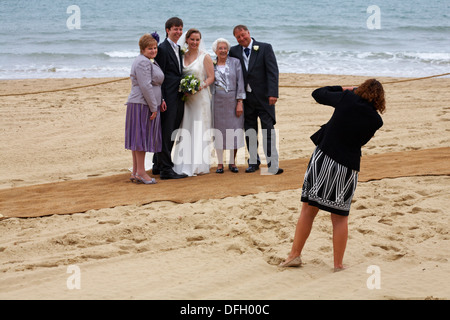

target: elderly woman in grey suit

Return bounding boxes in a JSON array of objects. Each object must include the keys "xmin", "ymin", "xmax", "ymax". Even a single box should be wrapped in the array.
[
  {"xmin": 125, "ymin": 33, "xmax": 165, "ymax": 184},
  {"xmin": 212, "ymin": 38, "xmax": 246, "ymax": 173}
]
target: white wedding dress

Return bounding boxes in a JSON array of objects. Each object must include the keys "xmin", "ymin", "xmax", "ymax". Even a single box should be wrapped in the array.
[{"xmin": 173, "ymin": 51, "xmax": 212, "ymax": 176}]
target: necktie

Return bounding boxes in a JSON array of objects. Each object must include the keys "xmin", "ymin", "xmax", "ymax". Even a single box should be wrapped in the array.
[
  {"xmin": 244, "ymin": 47, "xmax": 250, "ymax": 57},
  {"xmin": 173, "ymin": 44, "xmax": 181, "ymax": 72}
]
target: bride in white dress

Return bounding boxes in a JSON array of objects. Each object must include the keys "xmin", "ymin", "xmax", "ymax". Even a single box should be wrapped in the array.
[{"xmin": 173, "ymin": 29, "xmax": 215, "ymax": 176}]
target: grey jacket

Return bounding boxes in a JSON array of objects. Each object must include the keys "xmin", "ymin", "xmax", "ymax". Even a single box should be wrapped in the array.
[
  {"xmin": 127, "ymin": 54, "xmax": 164, "ymax": 112},
  {"xmin": 212, "ymin": 56, "xmax": 246, "ymax": 100}
]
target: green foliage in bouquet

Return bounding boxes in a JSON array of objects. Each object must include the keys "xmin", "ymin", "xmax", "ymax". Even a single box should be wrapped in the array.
[{"xmin": 179, "ymin": 74, "xmax": 201, "ymax": 101}]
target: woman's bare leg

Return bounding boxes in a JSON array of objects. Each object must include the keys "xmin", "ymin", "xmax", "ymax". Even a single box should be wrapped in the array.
[
  {"xmin": 216, "ymin": 149, "xmax": 223, "ymax": 169},
  {"xmin": 131, "ymin": 151, "xmax": 137, "ymax": 176},
  {"xmin": 229, "ymin": 149, "xmax": 237, "ymax": 166},
  {"xmin": 330, "ymin": 213, "xmax": 348, "ymax": 270},
  {"xmin": 135, "ymin": 151, "xmax": 151, "ymax": 180},
  {"xmin": 284, "ymin": 202, "xmax": 319, "ymax": 261}
]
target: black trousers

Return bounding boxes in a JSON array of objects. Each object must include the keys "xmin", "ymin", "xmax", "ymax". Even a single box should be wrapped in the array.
[
  {"xmin": 153, "ymin": 94, "xmax": 184, "ymax": 172},
  {"xmin": 243, "ymin": 91, "xmax": 279, "ymax": 170}
]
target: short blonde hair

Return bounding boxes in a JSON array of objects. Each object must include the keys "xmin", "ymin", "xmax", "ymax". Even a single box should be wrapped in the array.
[
  {"xmin": 139, "ymin": 34, "xmax": 157, "ymax": 53},
  {"xmin": 212, "ymin": 38, "xmax": 230, "ymax": 53}
]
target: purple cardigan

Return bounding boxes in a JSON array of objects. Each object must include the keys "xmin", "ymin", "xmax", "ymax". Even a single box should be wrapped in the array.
[{"xmin": 127, "ymin": 54, "xmax": 164, "ymax": 112}]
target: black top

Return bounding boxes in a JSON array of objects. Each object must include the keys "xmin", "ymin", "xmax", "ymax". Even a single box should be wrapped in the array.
[{"xmin": 311, "ymin": 86, "xmax": 383, "ymax": 171}]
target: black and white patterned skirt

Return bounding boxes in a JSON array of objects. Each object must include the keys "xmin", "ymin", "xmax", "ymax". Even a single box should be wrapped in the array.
[{"xmin": 301, "ymin": 147, "xmax": 359, "ymax": 216}]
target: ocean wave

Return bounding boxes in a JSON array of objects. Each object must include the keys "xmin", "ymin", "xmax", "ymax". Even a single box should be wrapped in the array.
[
  {"xmin": 0, "ymin": 64, "xmax": 130, "ymax": 80},
  {"xmin": 275, "ymin": 49, "xmax": 450, "ymax": 77},
  {"xmin": 276, "ymin": 49, "xmax": 450, "ymax": 63},
  {"xmin": 1, "ymin": 49, "xmax": 448, "ymax": 80},
  {"xmin": 104, "ymin": 51, "xmax": 139, "ymax": 58},
  {"xmin": 397, "ymin": 52, "xmax": 450, "ymax": 63}
]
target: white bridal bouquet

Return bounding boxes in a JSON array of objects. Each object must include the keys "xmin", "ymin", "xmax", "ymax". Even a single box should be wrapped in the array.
[{"xmin": 179, "ymin": 74, "xmax": 201, "ymax": 101}]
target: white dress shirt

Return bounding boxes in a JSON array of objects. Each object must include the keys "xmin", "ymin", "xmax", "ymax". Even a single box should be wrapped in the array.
[{"xmin": 167, "ymin": 38, "xmax": 181, "ymax": 72}]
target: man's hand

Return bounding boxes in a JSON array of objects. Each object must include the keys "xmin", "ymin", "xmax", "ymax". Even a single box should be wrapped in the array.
[
  {"xmin": 269, "ymin": 97, "xmax": 278, "ymax": 105},
  {"xmin": 160, "ymin": 100, "xmax": 167, "ymax": 112}
]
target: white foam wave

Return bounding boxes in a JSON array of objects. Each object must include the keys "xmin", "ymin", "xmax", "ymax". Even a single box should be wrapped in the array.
[
  {"xmin": 104, "ymin": 51, "xmax": 139, "ymax": 58},
  {"xmin": 1, "ymin": 49, "xmax": 448, "ymax": 79},
  {"xmin": 276, "ymin": 49, "xmax": 450, "ymax": 77}
]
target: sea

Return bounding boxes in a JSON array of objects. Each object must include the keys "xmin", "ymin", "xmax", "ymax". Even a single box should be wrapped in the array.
[{"xmin": 0, "ymin": 0, "xmax": 449, "ymax": 79}]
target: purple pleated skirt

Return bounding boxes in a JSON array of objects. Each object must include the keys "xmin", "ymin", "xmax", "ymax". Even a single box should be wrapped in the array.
[{"xmin": 125, "ymin": 103, "xmax": 162, "ymax": 152}]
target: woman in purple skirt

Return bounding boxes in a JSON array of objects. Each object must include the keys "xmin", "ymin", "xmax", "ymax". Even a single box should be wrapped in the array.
[{"xmin": 125, "ymin": 33, "xmax": 165, "ymax": 184}]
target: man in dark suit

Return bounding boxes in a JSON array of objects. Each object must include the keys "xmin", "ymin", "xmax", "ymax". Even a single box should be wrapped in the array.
[
  {"xmin": 154, "ymin": 17, "xmax": 188, "ymax": 179},
  {"xmin": 229, "ymin": 25, "xmax": 283, "ymax": 175}
]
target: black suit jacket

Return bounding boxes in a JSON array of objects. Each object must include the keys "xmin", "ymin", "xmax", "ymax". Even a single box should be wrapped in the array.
[
  {"xmin": 155, "ymin": 38, "xmax": 183, "ymax": 106},
  {"xmin": 153, "ymin": 38, "xmax": 185, "ymax": 170},
  {"xmin": 229, "ymin": 38, "xmax": 279, "ymax": 121}
]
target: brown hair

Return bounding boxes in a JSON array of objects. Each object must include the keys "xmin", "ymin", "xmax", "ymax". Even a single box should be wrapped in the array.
[
  {"xmin": 185, "ymin": 28, "xmax": 201, "ymax": 43},
  {"xmin": 165, "ymin": 17, "xmax": 183, "ymax": 37},
  {"xmin": 354, "ymin": 79, "xmax": 386, "ymax": 114},
  {"xmin": 139, "ymin": 34, "xmax": 157, "ymax": 53},
  {"xmin": 233, "ymin": 24, "xmax": 249, "ymax": 36}
]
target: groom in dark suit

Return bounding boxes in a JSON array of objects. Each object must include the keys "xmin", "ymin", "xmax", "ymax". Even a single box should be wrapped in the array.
[
  {"xmin": 153, "ymin": 17, "xmax": 187, "ymax": 179},
  {"xmin": 229, "ymin": 25, "xmax": 283, "ymax": 175}
]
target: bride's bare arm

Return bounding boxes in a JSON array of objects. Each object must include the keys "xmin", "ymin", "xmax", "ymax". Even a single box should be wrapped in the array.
[{"xmin": 201, "ymin": 54, "xmax": 215, "ymax": 90}]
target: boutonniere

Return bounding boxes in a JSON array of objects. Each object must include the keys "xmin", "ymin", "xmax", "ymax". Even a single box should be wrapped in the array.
[
  {"xmin": 253, "ymin": 45, "xmax": 259, "ymax": 51},
  {"xmin": 180, "ymin": 43, "xmax": 188, "ymax": 55},
  {"xmin": 213, "ymin": 59, "xmax": 217, "ymax": 66},
  {"xmin": 150, "ymin": 59, "xmax": 155, "ymax": 64}
]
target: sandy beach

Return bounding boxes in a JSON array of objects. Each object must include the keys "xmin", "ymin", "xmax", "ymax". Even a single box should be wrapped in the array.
[{"xmin": 0, "ymin": 73, "xmax": 449, "ymax": 300}]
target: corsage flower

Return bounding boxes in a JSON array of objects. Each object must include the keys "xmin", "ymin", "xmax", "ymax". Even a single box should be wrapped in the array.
[
  {"xmin": 253, "ymin": 45, "xmax": 259, "ymax": 51},
  {"xmin": 180, "ymin": 43, "xmax": 188, "ymax": 55}
]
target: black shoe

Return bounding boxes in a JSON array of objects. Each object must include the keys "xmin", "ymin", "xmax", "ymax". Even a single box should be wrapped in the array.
[
  {"xmin": 245, "ymin": 164, "xmax": 259, "ymax": 173},
  {"xmin": 229, "ymin": 164, "xmax": 239, "ymax": 173},
  {"xmin": 216, "ymin": 167, "xmax": 224, "ymax": 174},
  {"xmin": 160, "ymin": 169, "xmax": 188, "ymax": 180},
  {"xmin": 268, "ymin": 168, "xmax": 284, "ymax": 175},
  {"xmin": 152, "ymin": 168, "xmax": 160, "ymax": 175}
]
